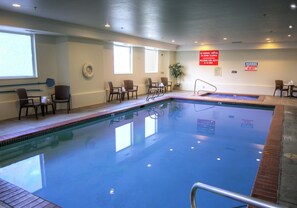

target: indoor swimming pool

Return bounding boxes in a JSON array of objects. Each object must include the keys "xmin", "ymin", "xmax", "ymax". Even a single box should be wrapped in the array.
[{"xmin": 0, "ymin": 100, "xmax": 274, "ymax": 207}]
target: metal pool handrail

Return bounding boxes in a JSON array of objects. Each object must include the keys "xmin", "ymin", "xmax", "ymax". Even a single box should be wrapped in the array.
[
  {"xmin": 191, "ymin": 182, "xmax": 287, "ymax": 208},
  {"xmin": 194, "ymin": 79, "xmax": 217, "ymax": 95}
]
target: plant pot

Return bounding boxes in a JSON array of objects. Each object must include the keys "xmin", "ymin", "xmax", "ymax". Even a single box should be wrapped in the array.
[{"xmin": 173, "ymin": 84, "xmax": 181, "ymax": 90}]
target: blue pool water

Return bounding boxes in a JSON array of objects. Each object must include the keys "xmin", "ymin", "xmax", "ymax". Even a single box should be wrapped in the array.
[
  {"xmin": 0, "ymin": 100, "xmax": 273, "ymax": 208},
  {"xmin": 203, "ymin": 93, "xmax": 259, "ymax": 100}
]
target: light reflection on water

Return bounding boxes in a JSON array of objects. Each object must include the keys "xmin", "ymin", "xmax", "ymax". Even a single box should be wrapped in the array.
[{"xmin": 0, "ymin": 100, "xmax": 273, "ymax": 208}]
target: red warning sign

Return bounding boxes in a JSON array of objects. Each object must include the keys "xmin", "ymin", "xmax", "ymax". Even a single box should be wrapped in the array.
[{"xmin": 199, "ymin": 50, "xmax": 219, "ymax": 66}]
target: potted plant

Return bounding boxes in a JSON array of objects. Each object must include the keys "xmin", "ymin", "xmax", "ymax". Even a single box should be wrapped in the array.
[{"xmin": 169, "ymin": 63, "xmax": 185, "ymax": 89}]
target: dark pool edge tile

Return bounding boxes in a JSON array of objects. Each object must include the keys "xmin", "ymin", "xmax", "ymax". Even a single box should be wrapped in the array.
[
  {"xmin": 0, "ymin": 178, "xmax": 60, "ymax": 208},
  {"xmin": 251, "ymin": 105, "xmax": 283, "ymax": 204}
]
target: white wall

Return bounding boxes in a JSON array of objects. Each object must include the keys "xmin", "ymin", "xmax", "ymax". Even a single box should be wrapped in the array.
[{"xmin": 177, "ymin": 49, "xmax": 297, "ymax": 95}]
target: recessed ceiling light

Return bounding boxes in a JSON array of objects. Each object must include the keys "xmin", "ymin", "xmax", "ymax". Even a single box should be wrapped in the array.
[
  {"xmin": 105, "ymin": 23, "xmax": 110, "ymax": 28},
  {"xmin": 266, "ymin": 38, "xmax": 270, "ymax": 41},
  {"xmin": 288, "ymin": 34, "xmax": 292, "ymax": 37},
  {"xmin": 148, "ymin": 34, "xmax": 152, "ymax": 37},
  {"xmin": 267, "ymin": 40, "xmax": 272, "ymax": 43},
  {"xmin": 290, "ymin": 3, "xmax": 296, "ymax": 10},
  {"xmin": 12, "ymin": 3, "xmax": 21, "ymax": 7},
  {"xmin": 289, "ymin": 25, "xmax": 293, "ymax": 29},
  {"xmin": 194, "ymin": 41, "xmax": 198, "ymax": 44},
  {"xmin": 223, "ymin": 37, "xmax": 228, "ymax": 40},
  {"xmin": 171, "ymin": 40, "xmax": 175, "ymax": 43}
]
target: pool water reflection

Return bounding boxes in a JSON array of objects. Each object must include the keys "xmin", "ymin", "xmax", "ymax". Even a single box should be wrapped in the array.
[{"xmin": 0, "ymin": 100, "xmax": 273, "ymax": 208}]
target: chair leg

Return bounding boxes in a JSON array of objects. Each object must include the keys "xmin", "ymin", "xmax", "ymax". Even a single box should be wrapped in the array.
[
  {"xmin": 273, "ymin": 89, "xmax": 276, "ymax": 96},
  {"xmin": 118, "ymin": 93, "xmax": 122, "ymax": 103},
  {"xmin": 26, "ymin": 107, "xmax": 29, "ymax": 116},
  {"xmin": 52, "ymin": 103, "xmax": 55, "ymax": 114},
  {"xmin": 34, "ymin": 107, "xmax": 38, "ymax": 120},
  {"xmin": 136, "ymin": 91, "xmax": 138, "ymax": 99},
  {"xmin": 108, "ymin": 94, "xmax": 112, "ymax": 102},
  {"xmin": 19, "ymin": 107, "xmax": 22, "ymax": 120},
  {"xmin": 280, "ymin": 91, "xmax": 282, "ymax": 97},
  {"xmin": 67, "ymin": 102, "xmax": 70, "ymax": 114}
]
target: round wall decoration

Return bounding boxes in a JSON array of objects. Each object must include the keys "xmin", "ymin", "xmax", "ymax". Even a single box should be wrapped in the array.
[{"xmin": 82, "ymin": 63, "xmax": 94, "ymax": 78}]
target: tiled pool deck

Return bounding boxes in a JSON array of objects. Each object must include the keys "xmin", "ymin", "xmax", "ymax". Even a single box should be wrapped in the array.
[{"xmin": 0, "ymin": 91, "xmax": 297, "ymax": 208}]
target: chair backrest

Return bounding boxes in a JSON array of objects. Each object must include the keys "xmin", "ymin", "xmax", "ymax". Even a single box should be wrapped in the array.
[
  {"xmin": 275, "ymin": 80, "xmax": 284, "ymax": 89},
  {"xmin": 16, "ymin": 88, "xmax": 29, "ymax": 105},
  {"xmin": 161, "ymin": 77, "xmax": 168, "ymax": 86},
  {"xmin": 108, "ymin": 81, "xmax": 115, "ymax": 93},
  {"xmin": 55, "ymin": 85, "xmax": 70, "ymax": 100},
  {"xmin": 124, "ymin": 80, "xmax": 133, "ymax": 90},
  {"xmin": 147, "ymin": 78, "xmax": 153, "ymax": 87}
]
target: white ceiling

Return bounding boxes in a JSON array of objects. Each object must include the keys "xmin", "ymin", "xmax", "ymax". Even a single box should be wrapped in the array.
[{"xmin": 0, "ymin": 0, "xmax": 296, "ymax": 47}]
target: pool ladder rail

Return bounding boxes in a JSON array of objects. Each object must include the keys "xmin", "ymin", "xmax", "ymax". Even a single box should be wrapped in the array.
[
  {"xmin": 191, "ymin": 182, "xmax": 287, "ymax": 208},
  {"xmin": 194, "ymin": 79, "xmax": 217, "ymax": 95}
]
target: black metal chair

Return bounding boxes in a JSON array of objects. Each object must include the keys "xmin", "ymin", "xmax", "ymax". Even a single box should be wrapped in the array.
[
  {"xmin": 273, "ymin": 80, "xmax": 289, "ymax": 97},
  {"xmin": 51, "ymin": 85, "xmax": 71, "ymax": 113},
  {"xmin": 161, "ymin": 77, "xmax": 172, "ymax": 92},
  {"xmin": 108, "ymin": 81, "xmax": 124, "ymax": 102},
  {"xmin": 123, "ymin": 80, "xmax": 138, "ymax": 100},
  {"xmin": 16, "ymin": 88, "xmax": 41, "ymax": 120}
]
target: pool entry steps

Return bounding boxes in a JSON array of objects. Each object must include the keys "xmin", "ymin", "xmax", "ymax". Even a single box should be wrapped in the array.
[{"xmin": 193, "ymin": 79, "xmax": 217, "ymax": 95}]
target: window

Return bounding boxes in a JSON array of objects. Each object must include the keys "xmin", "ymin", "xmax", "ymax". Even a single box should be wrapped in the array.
[
  {"xmin": 145, "ymin": 48, "xmax": 158, "ymax": 73},
  {"xmin": 0, "ymin": 31, "xmax": 37, "ymax": 79},
  {"xmin": 113, "ymin": 44, "xmax": 133, "ymax": 74}
]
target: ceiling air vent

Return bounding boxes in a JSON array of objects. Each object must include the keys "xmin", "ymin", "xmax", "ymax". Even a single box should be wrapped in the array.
[{"xmin": 232, "ymin": 41, "xmax": 242, "ymax": 44}]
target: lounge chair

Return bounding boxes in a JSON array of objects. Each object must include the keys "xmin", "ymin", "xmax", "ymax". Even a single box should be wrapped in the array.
[
  {"xmin": 16, "ymin": 88, "xmax": 41, "ymax": 120},
  {"xmin": 108, "ymin": 81, "xmax": 124, "ymax": 102},
  {"xmin": 273, "ymin": 80, "xmax": 288, "ymax": 97},
  {"xmin": 124, "ymin": 80, "xmax": 138, "ymax": 100},
  {"xmin": 51, "ymin": 85, "xmax": 71, "ymax": 113}
]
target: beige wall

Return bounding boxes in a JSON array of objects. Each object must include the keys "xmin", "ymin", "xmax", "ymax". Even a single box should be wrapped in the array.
[
  {"xmin": 1, "ymin": 34, "xmax": 296, "ymax": 121},
  {"xmin": 0, "ymin": 35, "xmax": 175, "ymax": 120},
  {"xmin": 177, "ymin": 49, "xmax": 297, "ymax": 95}
]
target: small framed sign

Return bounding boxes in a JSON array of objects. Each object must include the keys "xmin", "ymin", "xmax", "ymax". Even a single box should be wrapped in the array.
[{"xmin": 244, "ymin": 62, "xmax": 258, "ymax": 71}]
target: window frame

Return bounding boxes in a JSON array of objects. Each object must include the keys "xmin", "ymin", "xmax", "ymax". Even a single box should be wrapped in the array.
[
  {"xmin": 145, "ymin": 48, "xmax": 158, "ymax": 73},
  {"xmin": 113, "ymin": 44, "xmax": 133, "ymax": 75},
  {"xmin": 0, "ymin": 31, "xmax": 38, "ymax": 79}
]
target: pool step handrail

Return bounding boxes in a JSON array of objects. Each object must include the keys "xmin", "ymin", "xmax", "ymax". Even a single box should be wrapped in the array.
[
  {"xmin": 194, "ymin": 79, "xmax": 217, "ymax": 95},
  {"xmin": 191, "ymin": 182, "xmax": 287, "ymax": 208}
]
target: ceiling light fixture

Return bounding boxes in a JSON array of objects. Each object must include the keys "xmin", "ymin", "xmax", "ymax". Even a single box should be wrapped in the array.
[
  {"xmin": 194, "ymin": 41, "xmax": 198, "ymax": 44},
  {"xmin": 171, "ymin": 40, "xmax": 175, "ymax": 43},
  {"xmin": 223, "ymin": 37, "xmax": 227, "ymax": 40},
  {"xmin": 288, "ymin": 34, "xmax": 292, "ymax": 37},
  {"xmin": 290, "ymin": 3, "xmax": 296, "ymax": 9},
  {"xmin": 105, "ymin": 23, "xmax": 110, "ymax": 28},
  {"xmin": 12, "ymin": 3, "xmax": 21, "ymax": 7},
  {"xmin": 266, "ymin": 38, "xmax": 270, "ymax": 41},
  {"xmin": 289, "ymin": 25, "xmax": 293, "ymax": 29}
]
